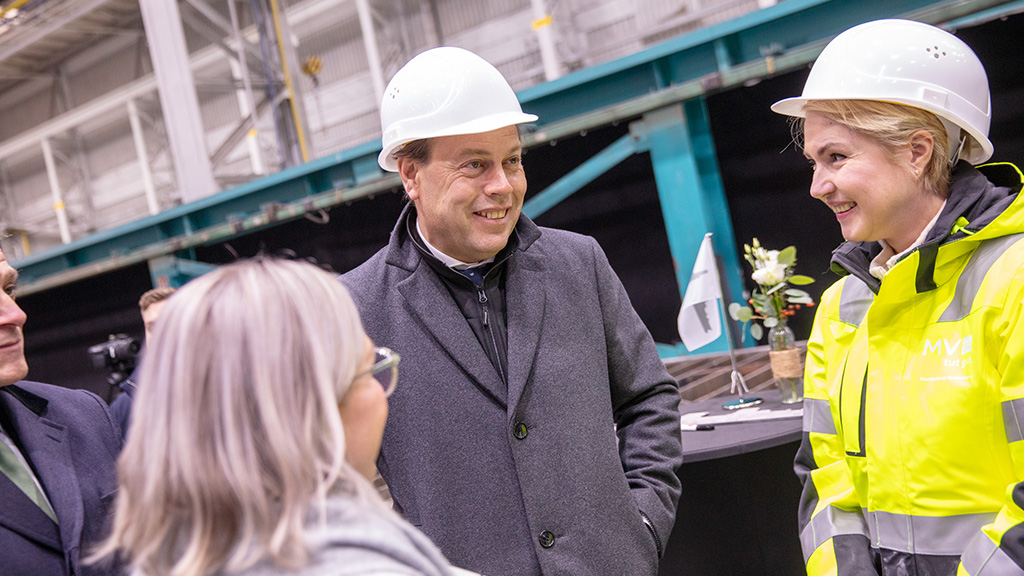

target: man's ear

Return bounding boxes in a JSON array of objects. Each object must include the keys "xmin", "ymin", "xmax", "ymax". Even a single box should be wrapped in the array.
[{"xmin": 397, "ymin": 157, "xmax": 420, "ymax": 200}]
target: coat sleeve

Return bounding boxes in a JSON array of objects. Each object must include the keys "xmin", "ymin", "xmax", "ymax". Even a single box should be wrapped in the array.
[
  {"xmin": 795, "ymin": 285, "xmax": 878, "ymax": 576},
  {"xmin": 958, "ymin": 259, "xmax": 1024, "ymax": 576},
  {"xmin": 589, "ymin": 237, "xmax": 683, "ymax": 556}
]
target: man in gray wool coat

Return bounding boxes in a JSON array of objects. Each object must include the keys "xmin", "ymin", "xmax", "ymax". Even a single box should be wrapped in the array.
[{"xmin": 343, "ymin": 46, "xmax": 683, "ymax": 576}]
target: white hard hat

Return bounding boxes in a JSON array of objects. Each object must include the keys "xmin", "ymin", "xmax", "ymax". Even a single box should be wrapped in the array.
[
  {"xmin": 377, "ymin": 47, "xmax": 538, "ymax": 172},
  {"xmin": 772, "ymin": 19, "xmax": 993, "ymax": 164}
]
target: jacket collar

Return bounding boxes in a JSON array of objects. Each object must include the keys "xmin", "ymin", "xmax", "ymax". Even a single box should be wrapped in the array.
[
  {"xmin": 0, "ymin": 384, "xmax": 48, "ymax": 416},
  {"xmin": 385, "ymin": 200, "xmax": 542, "ymax": 273},
  {"xmin": 830, "ymin": 161, "xmax": 1021, "ymax": 294},
  {"xmin": 385, "ymin": 201, "xmax": 547, "ymax": 409}
]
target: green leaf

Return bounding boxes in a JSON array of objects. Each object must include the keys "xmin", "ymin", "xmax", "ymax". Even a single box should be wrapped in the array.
[
  {"xmin": 765, "ymin": 283, "xmax": 786, "ymax": 295},
  {"xmin": 789, "ymin": 296, "xmax": 814, "ymax": 304},
  {"xmin": 763, "ymin": 317, "xmax": 779, "ymax": 328},
  {"xmin": 735, "ymin": 306, "xmax": 753, "ymax": 322},
  {"xmin": 785, "ymin": 289, "xmax": 810, "ymax": 299},
  {"xmin": 750, "ymin": 323, "xmax": 763, "ymax": 340},
  {"xmin": 728, "ymin": 302, "xmax": 741, "ymax": 320},
  {"xmin": 778, "ymin": 246, "xmax": 797, "ymax": 266},
  {"xmin": 788, "ymin": 274, "xmax": 815, "ymax": 285}
]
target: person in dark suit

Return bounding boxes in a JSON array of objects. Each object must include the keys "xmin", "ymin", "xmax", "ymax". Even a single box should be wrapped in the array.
[
  {"xmin": 0, "ymin": 247, "xmax": 123, "ymax": 576},
  {"xmin": 343, "ymin": 47, "xmax": 683, "ymax": 576}
]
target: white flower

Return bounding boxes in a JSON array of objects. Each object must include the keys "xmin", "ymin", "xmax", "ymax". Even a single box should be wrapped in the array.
[{"xmin": 751, "ymin": 261, "xmax": 787, "ymax": 286}]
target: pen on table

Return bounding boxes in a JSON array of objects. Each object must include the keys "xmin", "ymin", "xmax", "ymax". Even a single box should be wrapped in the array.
[{"xmin": 681, "ymin": 423, "xmax": 715, "ymax": 431}]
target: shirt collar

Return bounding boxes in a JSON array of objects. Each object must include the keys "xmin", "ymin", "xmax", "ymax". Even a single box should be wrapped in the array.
[
  {"xmin": 869, "ymin": 199, "xmax": 947, "ymax": 279},
  {"xmin": 415, "ymin": 219, "xmax": 496, "ymax": 270}
]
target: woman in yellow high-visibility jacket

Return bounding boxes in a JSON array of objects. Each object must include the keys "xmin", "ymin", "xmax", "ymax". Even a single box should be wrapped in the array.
[{"xmin": 772, "ymin": 19, "xmax": 1024, "ymax": 576}]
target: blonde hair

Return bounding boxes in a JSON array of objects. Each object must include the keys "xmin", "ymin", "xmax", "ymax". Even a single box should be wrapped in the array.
[
  {"xmin": 138, "ymin": 286, "xmax": 176, "ymax": 312},
  {"xmin": 93, "ymin": 258, "xmax": 375, "ymax": 576},
  {"xmin": 796, "ymin": 100, "xmax": 952, "ymax": 198}
]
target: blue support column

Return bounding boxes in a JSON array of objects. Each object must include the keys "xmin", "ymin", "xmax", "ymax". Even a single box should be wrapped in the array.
[{"xmin": 635, "ymin": 102, "xmax": 745, "ymax": 357}]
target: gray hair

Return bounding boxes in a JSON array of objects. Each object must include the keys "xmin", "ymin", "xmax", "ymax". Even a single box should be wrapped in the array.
[{"xmin": 93, "ymin": 258, "xmax": 376, "ymax": 575}]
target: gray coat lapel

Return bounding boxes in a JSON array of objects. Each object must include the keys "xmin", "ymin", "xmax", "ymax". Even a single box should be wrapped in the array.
[
  {"xmin": 397, "ymin": 264, "xmax": 508, "ymax": 405},
  {"xmin": 10, "ymin": 408, "xmax": 83, "ymax": 562},
  {"xmin": 505, "ymin": 253, "xmax": 546, "ymax": 414},
  {"xmin": 0, "ymin": 471, "xmax": 61, "ymax": 549},
  {"xmin": 0, "ymin": 390, "xmax": 62, "ymax": 552}
]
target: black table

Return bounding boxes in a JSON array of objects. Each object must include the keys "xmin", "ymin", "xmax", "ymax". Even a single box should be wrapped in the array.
[
  {"xmin": 679, "ymin": 388, "xmax": 803, "ymax": 462},
  {"xmin": 658, "ymin": 389, "xmax": 805, "ymax": 575}
]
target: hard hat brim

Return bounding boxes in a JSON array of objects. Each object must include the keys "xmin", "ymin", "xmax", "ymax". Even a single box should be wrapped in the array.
[
  {"xmin": 770, "ymin": 96, "xmax": 994, "ymax": 165},
  {"xmin": 378, "ymin": 111, "xmax": 538, "ymax": 172}
]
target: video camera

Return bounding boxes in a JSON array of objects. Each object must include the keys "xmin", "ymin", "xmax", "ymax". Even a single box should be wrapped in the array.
[{"xmin": 88, "ymin": 333, "xmax": 140, "ymax": 387}]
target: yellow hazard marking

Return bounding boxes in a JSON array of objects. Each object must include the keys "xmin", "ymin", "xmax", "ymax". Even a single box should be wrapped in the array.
[{"xmin": 532, "ymin": 14, "xmax": 552, "ymax": 30}]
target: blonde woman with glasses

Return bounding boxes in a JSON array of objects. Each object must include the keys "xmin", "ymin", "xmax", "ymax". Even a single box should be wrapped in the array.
[{"xmin": 91, "ymin": 258, "xmax": 471, "ymax": 576}]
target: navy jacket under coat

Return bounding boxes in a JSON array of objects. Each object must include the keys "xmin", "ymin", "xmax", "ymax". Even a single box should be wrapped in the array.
[
  {"xmin": 343, "ymin": 205, "xmax": 683, "ymax": 576},
  {"xmin": 0, "ymin": 381, "xmax": 122, "ymax": 576}
]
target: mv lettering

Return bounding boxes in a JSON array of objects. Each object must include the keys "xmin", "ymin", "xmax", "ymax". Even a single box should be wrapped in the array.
[{"xmin": 922, "ymin": 335, "xmax": 973, "ymax": 368}]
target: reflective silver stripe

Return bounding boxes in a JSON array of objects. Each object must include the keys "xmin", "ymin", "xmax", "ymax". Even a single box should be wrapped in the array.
[
  {"xmin": 961, "ymin": 530, "xmax": 1024, "ymax": 575},
  {"xmin": 838, "ymin": 278, "xmax": 874, "ymax": 326},
  {"xmin": 940, "ymin": 234, "xmax": 1024, "ymax": 322},
  {"xmin": 1003, "ymin": 398, "xmax": 1024, "ymax": 443},
  {"xmin": 803, "ymin": 398, "xmax": 837, "ymax": 435},
  {"xmin": 864, "ymin": 510, "xmax": 996, "ymax": 556},
  {"xmin": 800, "ymin": 506, "xmax": 868, "ymax": 562}
]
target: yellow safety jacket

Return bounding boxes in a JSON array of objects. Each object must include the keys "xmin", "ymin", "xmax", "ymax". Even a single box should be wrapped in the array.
[{"xmin": 798, "ymin": 163, "xmax": 1024, "ymax": 576}]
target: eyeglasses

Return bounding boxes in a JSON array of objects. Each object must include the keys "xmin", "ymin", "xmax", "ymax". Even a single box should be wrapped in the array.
[{"xmin": 359, "ymin": 347, "xmax": 401, "ymax": 398}]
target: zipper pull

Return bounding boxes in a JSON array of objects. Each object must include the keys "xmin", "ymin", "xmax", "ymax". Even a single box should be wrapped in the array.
[{"xmin": 478, "ymin": 289, "xmax": 489, "ymax": 326}]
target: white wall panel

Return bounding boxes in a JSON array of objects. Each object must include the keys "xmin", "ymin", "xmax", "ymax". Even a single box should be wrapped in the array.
[
  {"xmin": 68, "ymin": 43, "xmax": 147, "ymax": 106},
  {"xmin": 0, "ymin": 88, "xmax": 53, "ymax": 141},
  {"xmin": 81, "ymin": 118, "xmax": 136, "ymax": 176}
]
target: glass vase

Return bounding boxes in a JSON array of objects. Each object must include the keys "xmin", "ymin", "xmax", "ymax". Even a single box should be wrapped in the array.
[{"xmin": 768, "ymin": 320, "xmax": 803, "ymax": 404}]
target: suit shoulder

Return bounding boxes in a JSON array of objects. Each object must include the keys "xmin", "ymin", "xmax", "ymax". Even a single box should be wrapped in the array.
[
  {"xmin": 340, "ymin": 249, "xmax": 389, "ymax": 299},
  {"xmin": 534, "ymin": 226, "xmax": 593, "ymax": 244},
  {"xmin": 14, "ymin": 380, "xmax": 100, "ymax": 405},
  {"xmin": 13, "ymin": 381, "xmax": 116, "ymax": 433},
  {"xmin": 530, "ymin": 226, "xmax": 601, "ymax": 259}
]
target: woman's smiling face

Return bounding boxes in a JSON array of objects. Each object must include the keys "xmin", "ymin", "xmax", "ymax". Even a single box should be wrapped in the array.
[{"xmin": 803, "ymin": 111, "xmax": 939, "ymax": 253}]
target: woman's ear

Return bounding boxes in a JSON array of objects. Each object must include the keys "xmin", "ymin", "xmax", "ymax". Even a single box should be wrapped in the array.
[
  {"xmin": 397, "ymin": 157, "xmax": 420, "ymax": 200},
  {"xmin": 909, "ymin": 129, "xmax": 935, "ymax": 177}
]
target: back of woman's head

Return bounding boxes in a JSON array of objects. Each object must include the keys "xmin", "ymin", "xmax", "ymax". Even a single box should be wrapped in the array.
[{"xmin": 96, "ymin": 258, "xmax": 368, "ymax": 576}]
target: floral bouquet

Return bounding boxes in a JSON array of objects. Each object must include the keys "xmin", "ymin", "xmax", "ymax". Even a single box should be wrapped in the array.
[{"xmin": 727, "ymin": 238, "xmax": 815, "ymax": 341}]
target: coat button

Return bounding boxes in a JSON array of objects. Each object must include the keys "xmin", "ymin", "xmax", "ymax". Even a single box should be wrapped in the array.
[
  {"xmin": 539, "ymin": 530, "xmax": 555, "ymax": 548},
  {"xmin": 513, "ymin": 422, "xmax": 528, "ymax": 439}
]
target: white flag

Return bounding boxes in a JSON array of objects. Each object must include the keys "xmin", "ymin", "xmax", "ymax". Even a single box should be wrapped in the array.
[{"xmin": 678, "ymin": 234, "xmax": 722, "ymax": 351}]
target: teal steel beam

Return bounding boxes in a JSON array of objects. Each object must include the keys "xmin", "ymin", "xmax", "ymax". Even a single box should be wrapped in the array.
[
  {"xmin": 634, "ymin": 103, "xmax": 744, "ymax": 357},
  {"xmin": 10, "ymin": 0, "xmax": 1018, "ymax": 295},
  {"xmin": 944, "ymin": 0, "xmax": 1024, "ymax": 27},
  {"xmin": 12, "ymin": 141, "xmax": 396, "ymax": 295},
  {"xmin": 517, "ymin": 0, "xmax": 1015, "ymax": 126},
  {"xmin": 522, "ymin": 133, "xmax": 641, "ymax": 220},
  {"xmin": 148, "ymin": 254, "xmax": 217, "ymax": 288}
]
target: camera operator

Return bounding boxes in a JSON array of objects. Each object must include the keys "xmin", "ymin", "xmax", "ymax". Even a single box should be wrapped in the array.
[{"xmin": 109, "ymin": 287, "xmax": 175, "ymax": 439}]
